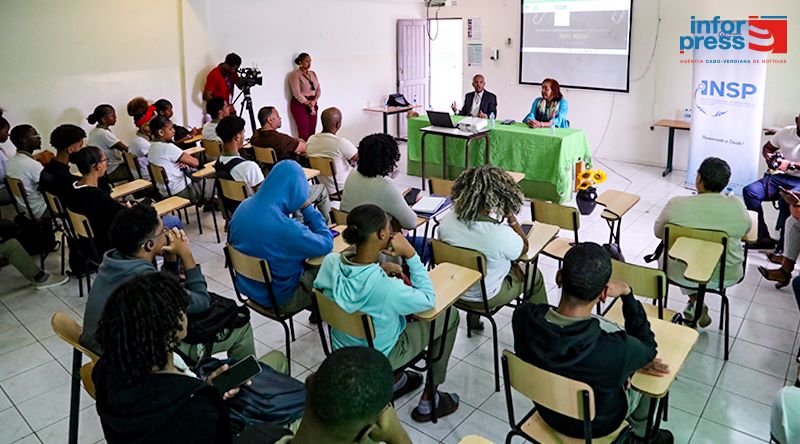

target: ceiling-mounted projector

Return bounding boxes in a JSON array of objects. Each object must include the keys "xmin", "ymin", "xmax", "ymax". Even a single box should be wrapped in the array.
[{"xmin": 426, "ymin": 0, "xmax": 446, "ymax": 6}]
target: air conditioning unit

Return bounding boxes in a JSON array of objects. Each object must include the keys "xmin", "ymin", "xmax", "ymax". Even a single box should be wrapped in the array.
[{"xmin": 426, "ymin": 0, "xmax": 446, "ymax": 7}]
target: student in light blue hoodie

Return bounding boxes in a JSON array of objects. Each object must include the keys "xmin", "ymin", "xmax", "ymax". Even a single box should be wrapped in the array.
[
  {"xmin": 314, "ymin": 204, "xmax": 461, "ymax": 423},
  {"xmin": 229, "ymin": 160, "xmax": 333, "ymax": 316}
]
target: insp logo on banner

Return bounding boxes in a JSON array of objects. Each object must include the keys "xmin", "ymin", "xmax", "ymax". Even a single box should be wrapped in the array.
[
  {"xmin": 694, "ymin": 80, "xmax": 759, "ymax": 117},
  {"xmin": 679, "ymin": 16, "xmax": 788, "ymax": 54}
]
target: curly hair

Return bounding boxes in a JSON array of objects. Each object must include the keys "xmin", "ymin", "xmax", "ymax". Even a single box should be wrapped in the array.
[
  {"xmin": 109, "ymin": 204, "xmax": 160, "ymax": 256},
  {"xmin": 49, "ymin": 124, "xmax": 86, "ymax": 152},
  {"xmin": 126, "ymin": 97, "xmax": 149, "ymax": 120},
  {"xmin": 356, "ymin": 133, "xmax": 400, "ymax": 178},
  {"xmin": 451, "ymin": 165, "xmax": 524, "ymax": 224},
  {"xmin": 96, "ymin": 273, "xmax": 189, "ymax": 387}
]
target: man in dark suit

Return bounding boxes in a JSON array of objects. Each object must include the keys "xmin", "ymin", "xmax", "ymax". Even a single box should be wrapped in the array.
[{"xmin": 451, "ymin": 74, "xmax": 498, "ymax": 118}]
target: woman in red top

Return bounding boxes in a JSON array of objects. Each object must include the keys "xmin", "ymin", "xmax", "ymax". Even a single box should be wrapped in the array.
[{"xmin": 288, "ymin": 53, "xmax": 321, "ymax": 141}]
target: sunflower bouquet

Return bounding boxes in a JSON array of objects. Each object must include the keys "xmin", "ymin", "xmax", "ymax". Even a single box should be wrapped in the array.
[{"xmin": 577, "ymin": 168, "xmax": 607, "ymax": 190}]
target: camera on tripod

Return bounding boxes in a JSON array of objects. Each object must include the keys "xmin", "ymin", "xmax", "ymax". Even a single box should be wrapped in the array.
[{"xmin": 238, "ymin": 67, "xmax": 262, "ymax": 89}]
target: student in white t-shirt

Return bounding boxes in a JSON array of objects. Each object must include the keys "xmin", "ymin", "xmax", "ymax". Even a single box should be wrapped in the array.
[
  {"xmin": 0, "ymin": 111, "xmax": 11, "ymax": 208},
  {"xmin": 743, "ymin": 113, "xmax": 800, "ymax": 254},
  {"xmin": 201, "ymin": 98, "xmax": 231, "ymax": 143},
  {"xmin": 213, "ymin": 115, "xmax": 264, "ymax": 216},
  {"xmin": 86, "ymin": 104, "xmax": 129, "ymax": 183},
  {"xmin": 6, "ymin": 124, "xmax": 48, "ymax": 219},
  {"xmin": 306, "ymin": 107, "xmax": 358, "ymax": 196},
  {"xmin": 437, "ymin": 165, "xmax": 547, "ymax": 330},
  {"xmin": 147, "ymin": 116, "xmax": 200, "ymax": 200}
]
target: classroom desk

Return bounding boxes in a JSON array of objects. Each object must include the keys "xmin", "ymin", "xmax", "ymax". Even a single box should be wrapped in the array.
[
  {"xmin": 152, "ymin": 196, "xmax": 191, "ymax": 217},
  {"xmin": 603, "ymin": 309, "xmax": 699, "ymax": 442},
  {"xmin": 668, "ymin": 237, "xmax": 723, "ymax": 330},
  {"xmin": 192, "ymin": 161, "xmax": 217, "ymax": 179},
  {"xmin": 745, "ymin": 210, "xmax": 758, "ymax": 242},
  {"xmin": 408, "ymin": 116, "xmax": 591, "ymax": 203},
  {"xmin": 518, "ymin": 222, "xmax": 560, "ymax": 300},
  {"xmin": 304, "ymin": 168, "xmax": 320, "ymax": 181},
  {"xmin": 183, "ymin": 146, "xmax": 205, "ymax": 156},
  {"xmin": 363, "ymin": 105, "xmax": 418, "ymax": 140},
  {"xmin": 181, "ymin": 134, "xmax": 202, "ymax": 145},
  {"xmin": 415, "ymin": 262, "xmax": 480, "ymax": 423},
  {"xmin": 459, "ymin": 436, "xmax": 494, "ymax": 444},
  {"xmin": 597, "ymin": 190, "xmax": 641, "ymax": 245},
  {"xmin": 419, "ymin": 125, "xmax": 491, "ymax": 191},
  {"xmin": 306, "ymin": 225, "xmax": 350, "ymax": 267},
  {"xmin": 109, "ymin": 179, "xmax": 152, "ymax": 200}
]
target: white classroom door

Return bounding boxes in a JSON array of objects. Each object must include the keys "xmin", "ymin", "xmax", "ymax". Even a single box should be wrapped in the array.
[{"xmin": 397, "ymin": 19, "xmax": 430, "ymax": 138}]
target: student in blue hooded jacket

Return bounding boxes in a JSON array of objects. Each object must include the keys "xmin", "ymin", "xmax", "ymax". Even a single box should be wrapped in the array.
[{"xmin": 229, "ymin": 160, "xmax": 333, "ymax": 315}]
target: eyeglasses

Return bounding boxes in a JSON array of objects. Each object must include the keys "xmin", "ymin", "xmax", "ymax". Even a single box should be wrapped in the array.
[{"xmin": 140, "ymin": 227, "xmax": 168, "ymax": 248}]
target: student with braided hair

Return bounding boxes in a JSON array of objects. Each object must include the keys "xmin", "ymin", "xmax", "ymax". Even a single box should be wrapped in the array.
[{"xmin": 437, "ymin": 165, "xmax": 547, "ymax": 330}]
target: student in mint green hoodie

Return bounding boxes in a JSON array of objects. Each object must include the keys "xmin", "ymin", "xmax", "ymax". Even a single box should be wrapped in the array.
[{"xmin": 314, "ymin": 204, "xmax": 461, "ymax": 423}]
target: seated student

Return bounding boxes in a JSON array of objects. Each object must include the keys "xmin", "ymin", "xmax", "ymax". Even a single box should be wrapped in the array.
[
  {"xmin": 273, "ymin": 347, "xmax": 412, "ymax": 444},
  {"xmin": 0, "ymin": 110, "xmax": 10, "ymax": 207},
  {"xmin": 154, "ymin": 98, "xmax": 201, "ymax": 148},
  {"xmin": 522, "ymin": 78, "xmax": 569, "ymax": 128},
  {"xmin": 202, "ymin": 98, "xmax": 231, "ymax": 143},
  {"xmin": 7, "ymin": 124, "xmax": 48, "ymax": 219},
  {"xmin": 760, "ymin": 189, "xmax": 800, "ymax": 288},
  {"xmin": 743, "ymin": 113, "xmax": 800, "ymax": 253},
  {"xmin": 229, "ymin": 160, "xmax": 332, "ymax": 315},
  {"xmin": 340, "ymin": 134, "xmax": 417, "ymax": 230},
  {"xmin": 147, "ymin": 116, "xmax": 202, "ymax": 201},
  {"xmin": 126, "ymin": 97, "xmax": 154, "ymax": 179},
  {"xmin": 80, "ymin": 204, "xmax": 255, "ymax": 361},
  {"xmin": 39, "ymin": 124, "xmax": 87, "ymax": 202},
  {"xmin": 94, "ymin": 273, "xmax": 243, "ymax": 444},
  {"xmin": 87, "ymin": 104, "xmax": 129, "ymax": 183},
  {"xmin": 65, "ymin": 147, "xmax": 126, "ymax": 259},
  {"xmin": 214, "ymin": 115, "xmax": 264, "ymax": 215},
  {"xmin": 772, "ymin": 386, "xmax": 800, "ymax": 444},
  {"xmin": 314, "ymin": 204, "xmax": 461, "ymax": 423},
  {"xmin": 513, "ymin": 243, "xmax": 672, "ymax": 444},
  {"xmin": 305, "ymin": 107, "xmax": 358, "ymax": 196},
  {"xmin": 438, "ymin": 165, "xmax": 547, "ymax": 329},
  {"xmin": 0, "ymin": 218, "xmax": 69, "ymax": 289},
  {"xmin": 251, "ymin": 106, "xmax": 307, "ymax": 159},
  {"xmin": 654, "ymin": 157, "xmax": 750, "ymax": 327}
]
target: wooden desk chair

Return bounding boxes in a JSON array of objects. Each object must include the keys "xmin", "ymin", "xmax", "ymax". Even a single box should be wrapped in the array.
[
  {"xmin": 502, "ymin": 350, "xmax": 630, "ymax": 444},
  {"xmin": 216, "ymin": 178, "xmax": 250, "ymax": 222},
  {"xmin": 530, "ymin": 198, "xmax": 580, "ymax": 264},
  {"xmin": 122, "ymin": 151, "xmax": 144, "ymax": 181},
  {"xmin": 663, "ymin": 223, "xmax": 732, "ymax": 359},
  {"xmin": 5, "ymin": 176, "xmax": 53, "ymax": 269},
  {"xmin": 308, "ymin": 156, "xmax": 342, "ymax": 200},
  {"xmin": 202, "ymin": 139, "xmax": 223, "ymax": 160},
  {"xmin": 330, "ymin": 208, "xmax": 349, "ymax": 226},
  {"xmin": 428, "ymin": 177, "xmax": 454, "ymax": 197},
  {"xmin": 148, "ymin": 163, "xmax": 220, "ymax": 243},
  {"xmin": 310, "ymin": 289, "xmax": 375, "ymax": 354},
  {"xmin": 224, "ymin": 244, "xmax": 303, "ymax": 374},
  {"xmin": 43, "ymin": 191, "xmax": 69, "ymax": 275},
  {"xmin": 429, "ymin": 238, "xmax": 502, "ymax": 391},
  {"xmin": 602, "ymin": 260, "xmax": 679, "ymax": 322},
  {"xmin": 65, "ymin": 209, "xmax": 102, "ymax": 298},
  {"xmin": 253, "ymin": 146, "xmax": 278, "ymax": 174},
  {"xmin": 51, "ymin": 312, "xmax": 100, "ymax": 444}
]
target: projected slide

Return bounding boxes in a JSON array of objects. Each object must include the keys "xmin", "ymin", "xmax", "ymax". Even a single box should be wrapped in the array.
[{"xmin": 520, "ymin": 0, "xmax": 633, "ymax": 92}]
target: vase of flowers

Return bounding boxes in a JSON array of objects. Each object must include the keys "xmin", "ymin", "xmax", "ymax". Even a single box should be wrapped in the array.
[{"xmin": 575, "ymin": 168, "xmax": 607, "ymax": 215}]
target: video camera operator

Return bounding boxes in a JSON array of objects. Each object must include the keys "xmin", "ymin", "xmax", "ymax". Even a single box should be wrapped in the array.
[{"xmin": 203, "ymin": 53, "xmax": 242, "ymax": 104}]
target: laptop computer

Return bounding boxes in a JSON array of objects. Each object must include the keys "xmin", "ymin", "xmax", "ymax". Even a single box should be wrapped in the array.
[{"xmin": 427, "ymin": 110, "xmax": 456, "ymax": 128}]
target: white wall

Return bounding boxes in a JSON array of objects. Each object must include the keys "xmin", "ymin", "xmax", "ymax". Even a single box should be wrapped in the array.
[
  {"xmin": 0, "ymin": 0, "xmax": 423, "ymax": 151},
  {"xmin": 432, "ymin": 0, "xmax": 800, "ymax": 171}
]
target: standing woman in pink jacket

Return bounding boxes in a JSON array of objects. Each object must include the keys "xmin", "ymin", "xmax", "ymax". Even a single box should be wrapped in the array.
[{"xmin": 288, "ymin": 53, "xmax": 321, "ymax": 141}]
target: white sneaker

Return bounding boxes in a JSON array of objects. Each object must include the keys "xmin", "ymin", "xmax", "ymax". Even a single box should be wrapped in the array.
[{"xmin": 33, "ymin": 273, "xmax": 69, "ymax": 290}]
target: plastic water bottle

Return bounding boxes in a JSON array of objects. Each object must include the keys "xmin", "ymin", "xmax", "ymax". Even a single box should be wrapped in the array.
[
  {"xmin": 413, "ymin": 94, "xmax": 417, "ymax": 107},
  {"xmin": 723, "ymin": 187, "xmax": 734, "ymax": 197},
  {"xmin": 489, "ymin": 112, "xmax": 495, "ymax": 129},
  {"xmin": 550, "ymin": 124, "xmax": 556, "ymax": 136}
]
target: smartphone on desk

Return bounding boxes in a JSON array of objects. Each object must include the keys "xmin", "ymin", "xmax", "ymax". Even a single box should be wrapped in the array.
[
  {"xmin": 329, "ymin": 228, "xmax": 340, "ymax": 238},
  {"xmin": 521, "ymin": 223, "xmax": 533, "ymax": 235},
  {"xmin": 404, "ymin": 188, "xmax": 422, "ymax": 206},
  {"xmin": 211, "ymin": 355, "xmax": 261, "ymax": 394}
]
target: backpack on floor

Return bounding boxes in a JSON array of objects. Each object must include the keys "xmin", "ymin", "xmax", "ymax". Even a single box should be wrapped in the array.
[
  {"xmin": 13, "ymin": 214, "xmax": 56, "ymax": 256},
  {"xmin": 184, "ymin": 293, "xmax": 251, "ymax": 346}
]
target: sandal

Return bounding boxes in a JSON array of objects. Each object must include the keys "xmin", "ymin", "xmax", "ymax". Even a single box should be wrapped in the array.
[
  {"xmin": 392, "ymin": 371, "xmax": 423, "ymax": 401},
  {"xmin": 766, "ymin": 252, "xmax": 784, "ymax": 265},
  {"xmin": 411, "ymin": 391, "xmax": 460, "ymax": 423},
  {"xmin": 758, "ymin": 266, "xmax": 791, "ymax": 289}
]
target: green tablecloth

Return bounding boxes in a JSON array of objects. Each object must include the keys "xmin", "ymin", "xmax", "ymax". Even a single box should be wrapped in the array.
[{"xmin": 406, "ymin": 116, "xmax": 592, "ymax": 203}]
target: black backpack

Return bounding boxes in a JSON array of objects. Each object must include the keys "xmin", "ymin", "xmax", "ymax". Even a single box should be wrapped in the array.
[
  {"xmin": 184, "ymin": 293, "xmax": 251, "ymax": 347},
  {"xmin": 13, "ymin": 214, "xmax": 56, "ymax": 256}
]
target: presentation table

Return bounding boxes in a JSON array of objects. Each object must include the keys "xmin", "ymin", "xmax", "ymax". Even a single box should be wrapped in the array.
[
  {"xmin": 407, "ymin": 116, "xmax": 591, "ymax": 203},
  {"xmin": 363, "ymin": 105, "xmax": 418, "ymax": 140}
]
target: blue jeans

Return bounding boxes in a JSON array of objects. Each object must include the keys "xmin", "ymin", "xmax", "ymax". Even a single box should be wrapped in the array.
[{"xmin": 742, "ymin": 174, "xmax": 800, "ymax": 250}]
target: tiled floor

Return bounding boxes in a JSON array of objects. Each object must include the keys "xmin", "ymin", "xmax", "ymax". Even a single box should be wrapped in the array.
[{"xmin": 0, "ymin": 155, "xmax": 794, "ymax": 443}]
